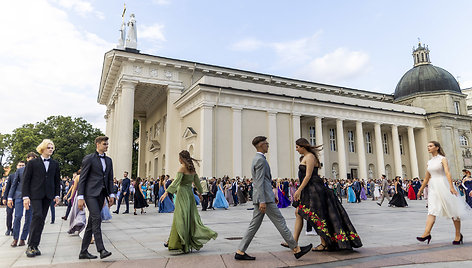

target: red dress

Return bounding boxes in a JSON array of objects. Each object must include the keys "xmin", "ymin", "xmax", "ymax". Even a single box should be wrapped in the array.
[{"xmin": 407, "ymin": 184, "xmax": 416, "ymax": 200}]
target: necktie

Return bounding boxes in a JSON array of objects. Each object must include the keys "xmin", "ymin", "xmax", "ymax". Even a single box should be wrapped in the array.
[{"xmin": 43, "ymin": 159, "xmax": 50, "ymax": 162}]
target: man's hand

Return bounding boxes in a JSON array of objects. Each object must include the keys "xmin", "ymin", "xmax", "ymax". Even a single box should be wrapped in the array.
[
  {"xmin": 108, "ymin": 197, "xmax": 115, "ymax": 207},
  {"xmin": 2, "ymin": 199, "xmax": 6, "ymax": 206},
  {"xmin": 123, "ymin": 192, "xmax": 127, "ymax": 196},
  {"xmin": 78, "ymin": 199, "xmax": 85, "ymax": 211},
  {"xmin": 54, "ymin": 197, "xmax": 60, "ymax": 207},
  {"xmin": 23, "ymin": 198, "xmax": 30, "ymax": 210},
  {"xmin": 7, "ymin": 200, "xmax": 13, "ymax": 208},
  {"xmin": 259, "ymin": 202, "xmax": 266, "ymax": 214}
]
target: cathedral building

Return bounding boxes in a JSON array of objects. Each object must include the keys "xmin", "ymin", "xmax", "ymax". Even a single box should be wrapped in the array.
[{"xmin": 99, "ymin": 17, "xmax": 472, "ymax": 180}]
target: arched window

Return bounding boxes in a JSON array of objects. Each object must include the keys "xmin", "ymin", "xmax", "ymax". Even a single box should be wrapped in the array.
[{"xmin": 460, "ymin": 135, "xmax": 468, "ymax": 146}]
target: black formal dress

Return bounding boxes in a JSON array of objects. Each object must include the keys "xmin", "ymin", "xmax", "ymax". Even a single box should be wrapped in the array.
[
  {"xmin": 388, "ymin": 181, "xmax": 408, "ymax": 207},
  {"xmin": 78, "ymin": 152, "xmax": 114, "ymax": 254},
  {"xmin": 22, "ymin": 157, "xmax": 61, "ymax": 248},
  {"xmin": 297, "ymin": 165, "xmax": 362, "ymax": 251},
  {"xmin": 134, "ymin": 186, "xmax": 148, "ymax": 209}
]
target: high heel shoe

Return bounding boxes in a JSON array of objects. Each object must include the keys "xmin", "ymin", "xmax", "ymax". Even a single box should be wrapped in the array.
[
  {"xmin": 416, "ymin": 234, "xmax": 432, "ymax": 244},
  {"xmin": 452, "ymin": 234, "xmax": 463, "ymax": 245}
]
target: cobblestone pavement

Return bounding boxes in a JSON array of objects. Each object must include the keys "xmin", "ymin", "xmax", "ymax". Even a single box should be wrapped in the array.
[{"xmin": 1, "ymin": 198, "xmax": 471, "ymax": 267}]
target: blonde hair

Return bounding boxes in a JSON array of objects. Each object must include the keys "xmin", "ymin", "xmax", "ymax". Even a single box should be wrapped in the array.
[{"xmin": 36, "ymin": 139, "xmax": 55, "ymax": 154}]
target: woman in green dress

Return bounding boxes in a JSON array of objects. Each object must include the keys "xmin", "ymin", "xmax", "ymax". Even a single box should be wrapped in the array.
[{"xmin": 159, "ymin": 150, "xmax": 218, "ymax": 253}]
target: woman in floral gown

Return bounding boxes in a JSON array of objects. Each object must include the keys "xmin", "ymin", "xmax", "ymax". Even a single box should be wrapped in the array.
[
  {"xmin": 160, "ymin": 150, "xmax": 217, "ymax": 253},
  {"xmin": 291, "ymin": 138, "xmax": 362, "ymax": 251}
]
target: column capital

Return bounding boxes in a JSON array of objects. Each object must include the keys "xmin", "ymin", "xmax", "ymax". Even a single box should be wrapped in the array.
[
  {"xmin": 291, "ymin": 113, "xmax": 301, "ymax": 118},
  {"xmin": 336, "ymin": 118, "xmax": 344, "ymax": 123},
  {"xmin": 232, "ymin": 106, "xmax": 243, "ymax": 112},
  {"xmin": 267, "ymin": 110, "xmax": 277, "ymax": 115},
  {"xmin": 120, "ymin": 79, "xmax": 138, "ymax": 89},
  {"xmin": 167, "ymin": 84, "xmax": 185, "ymax": 93},
  {"xmin": 201, "ymin": 104, "xmax": 214, "ymax": 110}
]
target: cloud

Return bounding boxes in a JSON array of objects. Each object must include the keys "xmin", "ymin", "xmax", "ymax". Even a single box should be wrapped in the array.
[
  {"xmin": 230, "ymin": 38, "xmax": 264, "ymax": 51},
  {"xmin": 298, "ymin": 48, "xmax": 370, "ymax": 83},
  {"xmin": 52, "ymin": 0, "xmax": 105, "ymax": 19},
  {"xmin": 0, "ymin": 0, "xmax": 113, "ymax": 134},
  {"xmin": 140, "ymin": 24, "xmax": 166, "ymax": 42},
  {"xmin": 153, "ymin": 0, "xmax": 171, "ymax": 5}
]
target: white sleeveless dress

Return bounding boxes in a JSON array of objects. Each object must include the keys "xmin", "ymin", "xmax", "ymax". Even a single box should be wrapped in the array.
[{"xmin": 427, "ymin": 155, "xmax": 469, "ymax": 219}]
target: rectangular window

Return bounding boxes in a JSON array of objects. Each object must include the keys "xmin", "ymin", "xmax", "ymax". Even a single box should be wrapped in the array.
[
  {"xmin": 399, "ymin": 135, "xmax": 404, "ymax": 155},
  {"xmin": 309, "ymin": 126, "xmax": 316, "ymax": 146},
  {"xmin": 454, "ymin": 101, "xmax": 460, "ymax": 115},
  {"xmin": 348, "ymin": 130, "xmax": 355, "ymax": 153},
  {"xmin": 365, "ymin": 132, "xmax": 372, "ymax": 154},
  {"xmin": 329, "ymin": 128, "xmax": 336, "ymax": 151},
  {"xmin": 383, "ymin": 133, "xmax": 389, "ymax": 154}
]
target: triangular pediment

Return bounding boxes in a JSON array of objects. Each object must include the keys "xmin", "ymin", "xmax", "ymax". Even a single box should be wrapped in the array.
[{"xmin": 183, "ymin": 127, "xmax": 197, "ymax": 140}]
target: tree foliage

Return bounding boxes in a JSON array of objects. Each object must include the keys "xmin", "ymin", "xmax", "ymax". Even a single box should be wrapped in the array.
[{"xmin": 6, "ymin": 116, "xmax": 103, "ymax": 176}]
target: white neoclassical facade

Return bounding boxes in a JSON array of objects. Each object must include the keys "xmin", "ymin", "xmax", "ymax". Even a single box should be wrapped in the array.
[{"xmin": 98, "ymin": 42, "xmax": 472, "ymax": 181}]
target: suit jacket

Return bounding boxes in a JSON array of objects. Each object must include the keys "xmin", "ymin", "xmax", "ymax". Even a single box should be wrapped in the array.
[
  {"xmin": 210, "ymin": 182, "xmax": 217, "ymax": 196},
  {"xmin": 352, "ymin": 181, "xmax": 360, "ymax": 191},
  {"xmin": 22, "ymin": 157, "xmax": 61, "ymax": 200},
  {"xmin": 381, "ymin": 179, "xmax": 389, "ymax": 193},
  {"xmin": 8, "ymin": 167, "xmax": 25, "ymax": 200},
  {"xmin": 2, "ymin": 174, "xmax": 14, "ymax": 201},
  {"xmin": 78, "ymin": 153, "xmax": 114, "ymax": 198},
  {"xmin": 121, "ymin": 177, "xmax": 130, "ymax": 196},
  {"xmin": 251, "ymin": 153, "xmax": 275, "ymax": 204}
]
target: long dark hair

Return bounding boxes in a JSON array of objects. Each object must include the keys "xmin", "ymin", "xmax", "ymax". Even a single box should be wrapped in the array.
[
  {"xmin": 179, "ymin": 150, "xmax": 200, "ymax": 173},
  {"xmin": 159, "ymin": 175, "xmax": 165, "ymax": 187},
  {"xmin": 296, "ymin": 138, "xmax": 322, "ymax": 165},
  {"xmin": 429, "ymin": 141, "xmax": 445, "ymax": 156}
]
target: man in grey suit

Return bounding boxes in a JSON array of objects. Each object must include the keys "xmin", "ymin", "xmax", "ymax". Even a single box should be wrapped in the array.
[
  {"xmin": 377, "ymin": 175, "xmax": 391, "ymax": 206},
  {"xmin": 235, "ymin": 136, "xmax": 312, "ymax": 261}
]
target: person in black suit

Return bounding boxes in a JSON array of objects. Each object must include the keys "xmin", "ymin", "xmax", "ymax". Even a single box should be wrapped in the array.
[
  {"xmin": 3, "ymin": 171, "xmax": 14, "ymax": 236},
  {"xmin": 113, "ymin": 171, "xmax": 130, "ymax": 214},
  {"xmin": 231, "ymin": 179, "xmax": 239, "ymax": 206},
  {"xmin": 77, "ymin": 136, "xmax": 115, "ymax": 260},
  {"xmin": 22, "ymin": 139, "xmax": 61, "ymax": 257},
  {"xmin": 208, "ymin": 177, "xmax": 217, "ymax": 210}
]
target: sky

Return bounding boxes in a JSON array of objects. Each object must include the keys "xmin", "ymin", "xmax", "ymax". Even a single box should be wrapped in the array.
[{"xmin": 1, "ymin": 0, "xmax": 472, "ymax": 135}]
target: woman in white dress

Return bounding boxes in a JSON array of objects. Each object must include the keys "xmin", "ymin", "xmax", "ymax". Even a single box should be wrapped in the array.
[
  {"xmin": 374, "ymin": 181, "xmax": 381, "ymax": 200},
  {"xmin": 417, "ymin": 141, "xmax": 469, "ymax": 245}
]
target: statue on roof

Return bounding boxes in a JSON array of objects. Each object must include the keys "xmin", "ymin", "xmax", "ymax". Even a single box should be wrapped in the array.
[{"xmin": 125, "ymin": 14, "xmax": 137, "ymax": 49}]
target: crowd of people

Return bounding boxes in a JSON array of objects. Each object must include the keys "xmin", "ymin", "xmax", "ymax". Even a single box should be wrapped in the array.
[{"xmin": 1, "ymin": 136, "xmax": 472, "ymax": 262}]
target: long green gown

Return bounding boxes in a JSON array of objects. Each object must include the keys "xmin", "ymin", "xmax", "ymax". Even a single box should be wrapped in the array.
[{"xmin": 166, "ymin": 172, "xmax": 218, "ymax": 253}]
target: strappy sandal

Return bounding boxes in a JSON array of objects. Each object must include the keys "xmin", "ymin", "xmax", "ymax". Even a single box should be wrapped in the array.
[
  {"xmin": 312, "ymin": 244, "xmax": 327, "ymax": 251},
  {"xmin": 280, "ymin": 242, "xmax": 289, "ymax": 248}
]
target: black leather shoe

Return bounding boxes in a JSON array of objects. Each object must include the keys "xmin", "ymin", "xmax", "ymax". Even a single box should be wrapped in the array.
[
  {"xmin": 33, "ymin": 246, "xmax": 41, "ymax": 256},
  {"xmin": 79, "ymin": 251, "xmax": 98, "ymax": 259},
  {"xmin": 5, "ymin": 229, "xmax": 11, "ymax": 236},
  {"xmin": 112, "ymin": 211, "xmax": 118, "ymax": 214},
  {"xmin": 26, "ymin": 246, "xmax": 36, "ymax": 257},
  {"xmin": 234, "ymin": 252, "xmax": 256, "ymax": 260},
  {"xmin": 294, "ymin": 244, "xmax": 313, "ymax": 259},
  {"xmin": 122, "ymin": 211, "xmax": 129, "ymax": 214},
  {"xmin": 99, "ymin": 249, "xmax": 112, "ymax": 259}
]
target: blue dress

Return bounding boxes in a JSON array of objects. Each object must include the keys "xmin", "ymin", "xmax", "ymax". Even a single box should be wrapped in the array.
[
  {"xmin": 277, "ymin": 187, "xmax": 291, "ymax": 208},
  {"xmin": 213, "ymin": 184, "xmax": 229, "ymax": 209},
  {"xmin": 348, "ymin": 186, "xmax": 356, "ymax": 203},
  {"xmin": 464, "ymin": 180, "xmax": 472, "ymax": 208},
  {"xmin": 158, "ymin": 185, "xmax": 175, "ymax": 213}
]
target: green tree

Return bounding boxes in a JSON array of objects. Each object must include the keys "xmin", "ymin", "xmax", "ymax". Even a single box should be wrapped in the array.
[
  {"xmin": 0, "ymin": 133, "xmax": 11, "ymax": 176},
  {"xmin": 7, "ymin": 116, "xmax": 103, "ymax": 176}
]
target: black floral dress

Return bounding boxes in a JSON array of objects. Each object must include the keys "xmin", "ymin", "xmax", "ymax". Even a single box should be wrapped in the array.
[{"xmin": 298, "ymin": 165, "xmax": 362, "ymax": 250}]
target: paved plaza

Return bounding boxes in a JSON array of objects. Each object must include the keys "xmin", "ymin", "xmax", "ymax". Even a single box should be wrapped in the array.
[{"xmin": 1, "ymin": 199, "xmax": 472, "ymax": 267}]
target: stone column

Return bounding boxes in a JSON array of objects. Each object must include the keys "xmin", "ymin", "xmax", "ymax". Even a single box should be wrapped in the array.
[
  {"xmin": 232, "ymin": 107, "xmax": 242, "ymax": 177},
  {"xmin": 105, "ymin": 106, "xmax": 114, "ymax": 158},
  {"xmin": 408, "ymin": 126, "xmax": 420, "ymax": 179},
  {"xmin": 164, "ymin": 85, "xmax": 183, "ymax": 176},
  {"xmin": 268, "ymin": 111, "xmax": 278, "ymax": 178},
  {"xmin": 292, "ymin": 114, "xmax": 301, "ymax": 178},
  {"xmin": 356, "ymin": 121, "xmax": 367, "ymax": 180},
  {"xmin": 391, "ymin": 125, "xmax": 402, "ymax": 177},
  {"xmin": 374, "ymin": 123, "xmax": 385, "ymax": 177},
  {"xmin": 111, "ymin": 97, "xmax": 120, "ymax": 163},
  {"xmin": 114, "ymin": 81, "xmax": 136, "ymax": 177},
  {"xmin": 336, "ymin": 119, "xmax": 347, "ymax": 179},
  {"xmin": 137, "ymin": 117, "xmax": 146, "ymax": 178},
  {"xmin": 200, "ymin": 105, "xmax": 213, "ymax": 178},
  {"xmin": 315, "ymin": 117, "xmax": 325, "ymax": 176}
]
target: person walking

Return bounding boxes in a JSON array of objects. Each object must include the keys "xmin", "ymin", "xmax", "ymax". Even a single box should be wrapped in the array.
[
  {"xmin": 200, "ymin": 177, "xmax": 210, "ymax": 211},
  {"xmin": 159, "ymin": 150, "xmax": 217, "ymax": 253},
  {"xmin": 113, "ymin": 171, "xmax": 130, "ymax": 214},
  {"xmin": 133, "ymin": 177, "xmax": 148, "ymax": 215},
  {"xmin": 22, "ymin": 139, "xmax": 61, "ymax": 257},
  {"xmin": 377, "ymin": 175, "xmax": 391, "ymax": 206},
  {"xmin": 416, "ymin": 141, "xmax": 470, "ymax": 245},
  {"xmin": 77, "ymin": 136, "xmax": 115, "ymax": 260},
  {"xmin": 235, "ymin": 136, "xmax": 312, "ymax": 261}
]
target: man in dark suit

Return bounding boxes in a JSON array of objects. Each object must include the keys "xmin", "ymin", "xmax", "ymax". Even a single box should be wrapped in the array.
[
  {"xmin": 22, "ymin": 140, "xmax": 61, "ymax": 257},
  {"xmin": 3, "ymin": 171, "xmax": 15, "ymax": 236},
  {"xmin": 231, "ymin": 178, "xmax": 239, "ymax": 206},
  {"xmin": 353, "ymin": 178, "xmax": 361, "ymax": 203},
  {"xmin": 77, "ymin": 136, "xmax": 115, "ymax": 259},
  {"xmin": 113, "ymin": 171, "xmax": 130, "ymax": 214},
  {"xmin": 208, "ymin": 177, "xmax": 217, "ymax": 210},
  {"xmin": 8, "ymin": 153, "xmax": 36, "ymax": 247}
]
